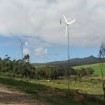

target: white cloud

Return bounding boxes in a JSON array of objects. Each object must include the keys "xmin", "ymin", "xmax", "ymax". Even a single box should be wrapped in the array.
[
  {"xmin": 35, "ymin": 46, "xmax": 47, "ymax": 56},
  {"xmin": 23, "ymin": 48, "xmax": 30, "ymax": 55},
  {"xmin": 0, "ymin": 0, "xmax": 105, "ymax": 47}
]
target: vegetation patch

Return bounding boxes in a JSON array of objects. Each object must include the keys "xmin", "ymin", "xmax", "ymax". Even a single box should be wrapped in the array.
[
  {"xmin": 73, "ymin": 63, "xmax": 105, "ymax": 76},
  {"xmin": 0, "ymin": 76, "xmax": 104, "ymax": 105}
]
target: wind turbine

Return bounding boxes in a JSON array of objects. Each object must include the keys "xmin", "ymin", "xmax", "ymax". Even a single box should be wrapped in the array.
[
  {"xmin": 19, "ymin": 38, "xmax": 24, "ymax": 59},
  {"xmin": 60, "ymin": 15, "xmax": 76, "ymax": 92},
  {"xmin": 18, "ymin": 38, "xmax": 28, "ymax": 60},
  {"xmin": 60, "ymin": 15, "xmax": 76, "ymax": 37}
]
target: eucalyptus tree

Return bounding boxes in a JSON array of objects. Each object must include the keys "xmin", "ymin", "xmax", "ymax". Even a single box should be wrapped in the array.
[
  {"xmin": 99, "ymin": 42, "xmax": 105, "ymax": 99},
  {"xmin": 23, "ymin": 54, "xmax": 30, "ymax": 63}
]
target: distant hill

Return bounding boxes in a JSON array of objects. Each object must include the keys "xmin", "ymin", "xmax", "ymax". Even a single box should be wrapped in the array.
[{"xmin": 33, "ymin": 55, "xmax": 103, "ymax": 67}]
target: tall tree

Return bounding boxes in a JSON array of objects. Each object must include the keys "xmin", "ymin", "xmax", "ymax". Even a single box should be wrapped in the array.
[
  {"xmin": 23, "ymin": 54, "xmax": 30, "ymax": 63},
  {"xmin": 99, "ymin": 42, "xmax": 105, "ymax": 99}
]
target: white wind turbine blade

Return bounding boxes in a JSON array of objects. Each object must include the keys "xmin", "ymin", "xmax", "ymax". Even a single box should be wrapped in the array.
[
  {"xmin": 68, "ymin": 20, "xmax": 76, "ymax": 25},
  {"xmin": 65, "ymin": 26, "xmax": 68, "ymax": 37},
  {"xmin": 19, "ymin": 38, "xmax": 22, "ymax": 45},
  {"xmin": 63, "ymin": 15, "xmax": 68, "ymax": 23},
  {"xmin": 25, "ymin": 41, "xmax": 28, "ymax": 46}
]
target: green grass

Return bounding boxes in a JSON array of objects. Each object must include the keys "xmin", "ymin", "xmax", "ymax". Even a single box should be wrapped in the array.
[
  {"xmin": 35, "ymin": 62, "xmax": 105, "ymax": 76},
  {"xmin": 32, "ymin": 79, "xmax": 103, "ymax": 95},
  {"xmin": 0, "ymin": 76, "xmax": 104, "ymax": 105},
  {"xmin": 73, "ymin": 63, "xmax": 105, "ymax": 76}
]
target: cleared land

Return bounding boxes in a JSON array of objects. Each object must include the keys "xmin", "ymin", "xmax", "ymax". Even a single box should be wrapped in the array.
[{"xmin": 0, "ymin": 83, "xmax": 48, "ymax": 105}]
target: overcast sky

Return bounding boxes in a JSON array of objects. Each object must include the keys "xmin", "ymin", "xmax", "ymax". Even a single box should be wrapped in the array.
[{"xmin": 0, "ymin": 0, "xmax": 104, "ymax": 62}]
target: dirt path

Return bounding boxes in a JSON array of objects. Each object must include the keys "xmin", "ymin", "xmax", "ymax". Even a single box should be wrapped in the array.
[{"xmin": 0, "ymin": 84, "xmax": 48, "ymax": 105}]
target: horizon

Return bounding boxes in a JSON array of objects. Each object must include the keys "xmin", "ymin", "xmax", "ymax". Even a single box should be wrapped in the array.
[{"xmin": 33, "ymin": 55, "xmax": 98, "ymax": 64}]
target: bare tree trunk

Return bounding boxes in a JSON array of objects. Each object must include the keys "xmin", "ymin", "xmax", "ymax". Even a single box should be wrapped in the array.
[
  {"xmin": 103, "ymin": 82, "xmax": 105, "ymax": 100},
  {"xmin": 99, "ymin": 58, "xmax": 105, "ymax": 100}
]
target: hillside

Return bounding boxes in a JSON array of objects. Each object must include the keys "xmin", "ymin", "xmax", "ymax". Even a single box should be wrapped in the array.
[
  {"xmin": 33, "ymin": 55, "xmax": 103, "ymax": 66},
  {"xmin": 73, "ymin": 62, "xmax": 105, "ymax": 76}
]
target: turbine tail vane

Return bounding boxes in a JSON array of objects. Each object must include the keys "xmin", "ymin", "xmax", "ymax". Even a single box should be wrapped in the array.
[{"xmin": 60, "ymin": 18, "xmax": 62, "ymax": 25}]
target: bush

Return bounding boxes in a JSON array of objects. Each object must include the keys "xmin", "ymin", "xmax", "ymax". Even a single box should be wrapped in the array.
[{"xmin": 77, "ymin": 68, "xmax": 94, "ymax": 77}]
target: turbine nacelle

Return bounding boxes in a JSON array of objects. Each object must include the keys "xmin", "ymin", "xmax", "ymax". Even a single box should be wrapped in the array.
[{"xmin": 18, "ymin": 38, "xmax": 28, "ymax": 46}]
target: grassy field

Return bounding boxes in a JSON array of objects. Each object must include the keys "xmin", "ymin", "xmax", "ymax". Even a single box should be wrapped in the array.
[
  {"xmin": 35, "ymin": 62, "xmax": 105, "ymax": 76},
  {"xmin": 32, "ymin": 79, "xmax": 103, "ymax": 95},
  {"xmin": 0, "ymin": 76, "xmax": 104, "ymax": 105},
  {"xmin": 0, "ymin": 63, "xmax": 105, "ymax": 105},
  {"xmin": 73, "ymin": 63, "xmax": 105, "ymax": 76}
]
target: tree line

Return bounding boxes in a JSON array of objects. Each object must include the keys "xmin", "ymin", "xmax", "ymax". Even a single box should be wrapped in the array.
[
  {"xmin": 0, "ymin": 55, "xmax": 35, "ymax": 80},
  {"xmin": 0, "ymin": 55, "xmax": 94, "ymax": 80},
  {"xmin": 35, "ymin": 66, "xmax": 94, "ymax": 80}
]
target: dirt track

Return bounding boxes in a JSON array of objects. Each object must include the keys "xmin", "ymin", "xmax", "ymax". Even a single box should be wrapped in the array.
[{"xmin": 0, "ymin": 84, "xmax": 48, "ymax": 105}]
